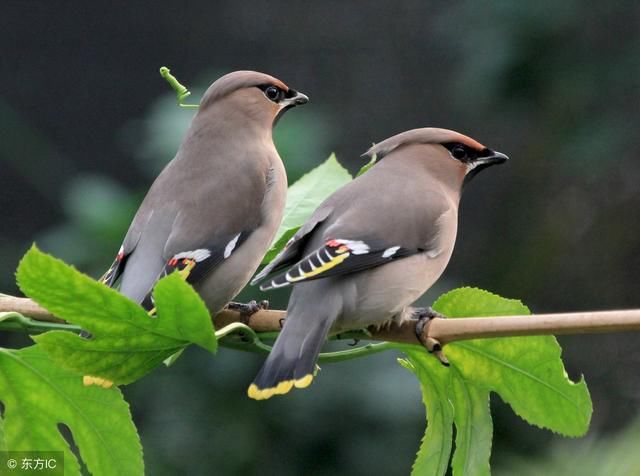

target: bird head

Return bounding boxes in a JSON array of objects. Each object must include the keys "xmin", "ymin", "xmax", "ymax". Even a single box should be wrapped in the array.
[
  {"xmin": 198, "ymin": 71, "xmax": 309, "ymax": 130},
  {"xmin": 439, "ymin": 132, "xmax": 508, "ymax": 184},
  {"xmin": 364, "ymin": 128, "xmax": 508, "ymax": 190}
]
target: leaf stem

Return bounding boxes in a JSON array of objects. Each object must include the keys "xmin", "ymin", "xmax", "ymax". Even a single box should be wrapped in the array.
[
  {"xmin": 214, "ymin": 322, "xmax": 399, "ymax": 361},
  {"xmin": 315, "ymin": 341, "xmax": 396, "ymax": 363},
  {"xmin": 0, "ymin": 312, "xmax": 81, "ymax": 334}
]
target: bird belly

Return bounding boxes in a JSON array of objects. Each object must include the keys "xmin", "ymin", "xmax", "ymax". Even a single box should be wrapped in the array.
[
  {"xmin": 196, "ymin": 160, "xmax": 286, "ymax": 314},
  {"xmin": 195, "ymin": 225, "xmax": 277, "ymax": 314},
  {"xmin": 332, "ymin": 252, "xmax": 450, "ymax": 332}
]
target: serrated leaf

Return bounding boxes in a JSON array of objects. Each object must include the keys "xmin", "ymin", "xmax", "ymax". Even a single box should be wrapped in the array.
[
  {"xmin": 448, "ymin": 368, "xmax": 492, "ymax": 476},
  {"xmin": 432, "ymin": 287, "xmax": 592, "ymax": 437},
  {"xmin": 399, "ymin": 357, "xmax": 454, "ymax": 476},
  {"xmin": 399, "ymin": 287, "xmax": 591, "ymax": 476},
  {"xmin": 17, "ymin": 246, "xmax": 216, "ymax": 385},
  {"xmin": 150, "ymin": 274, "xmax": 217, "ymax": 352},
  {"xmin": 263, "ymin": 154, "xmax": 352, "ymax": 263},
  {"xmin": 0, "ymin": 345, "xmax": 143, "ymax": 476}
]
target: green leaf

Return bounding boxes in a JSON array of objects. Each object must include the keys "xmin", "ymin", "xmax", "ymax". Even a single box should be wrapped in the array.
[
  {"xmin": 263, "ymin": 154, "xmax": 352, "ymax": 263},
  {"xmin": 149, "ymin": 273, "xmax": 217, "ymax": 352},
  {"xmin": 400, "ymin": 287, "xmax": 591, "ymax": 476},
  {"xmin": 356, "ymin": 152, "xmax": 377, "ymax": 177},
  {"xmin": 432, "ymin": 288, "xmax": 592, "ymax": 436},
  {"xmin": 0, "ymin": 312, "xmax": 25, "ymax": 332},
  {"xmin": 398, "ymin": 357, "xmax": 454, "ymax": 476},
  {"xmin": 261, "ymin": 226, "xmax": 299, "ymax": 265},
  {"xmin": 0, "ymin": 416, "xmax": 6, "ymax": 451},
  {"xmin": 17, "ymin": 246, "xmax": 216, "ymax": 385},
  {"xmin": 448, "ymin": 368, "xmax": 492, "ymax": 476},
  {"xmin": 0, "ymin": 345, "xmax": 143, "ymax": 475}
]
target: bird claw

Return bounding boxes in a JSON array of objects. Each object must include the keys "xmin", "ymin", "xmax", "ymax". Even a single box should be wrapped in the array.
[
  {"xmin": 413, "ymin": 306, "xmax": 446, "ymax": 321},
  {"xmin": 227, "ymin": 299, "xmax": 269, "ymax": 324},
  {"xmin": 413, "ymin": 307, "xmax": 450, "ymax": 367}
]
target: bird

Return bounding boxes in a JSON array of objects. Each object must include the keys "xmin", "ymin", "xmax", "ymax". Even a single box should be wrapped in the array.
[
  {"xmin": 248, "ymin": 127, "xmax": 508, "ymax": 400},
  {"xmin": 100, "ymin": 71, "xmax": 309, "ymax": 315}
]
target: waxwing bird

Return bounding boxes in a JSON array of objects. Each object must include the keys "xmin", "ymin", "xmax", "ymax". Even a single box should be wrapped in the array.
[
  {"xmin": 249, "ymin": 128, "xmax": 507, "ymax": 400},
  {"xmin": 100, "ymin": 71, "xmax": 309, "ymax": 314}
]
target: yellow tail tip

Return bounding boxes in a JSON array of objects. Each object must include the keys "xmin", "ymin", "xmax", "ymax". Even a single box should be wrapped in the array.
[
  {"xmin": 294, "ymin": 374, "xmax": 313, "ymax": 388},
  {"xmin": 83, "ymin": 375, "xmax": 114, "ymax": 389},
  {"xmin": 247, "ymin": 374, "xmax": 314, "ymax": 400}
]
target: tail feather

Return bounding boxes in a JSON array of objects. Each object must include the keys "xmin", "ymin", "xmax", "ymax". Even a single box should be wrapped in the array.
[{"xmin": 248, "ymin": 310, "xmax": 335, "ymax": 400}]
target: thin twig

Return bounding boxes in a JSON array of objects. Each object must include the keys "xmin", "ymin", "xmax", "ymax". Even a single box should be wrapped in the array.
[{"xmin": 2, "ymin": 295, "xmax": 640, "ymax": 347}]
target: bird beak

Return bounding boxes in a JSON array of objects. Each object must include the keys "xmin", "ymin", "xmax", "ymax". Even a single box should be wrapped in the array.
[
  {"xmin": 273, "ymin": 89, "xmax": 309, "ymax": 126},
  {"xmin": 464, "ymin": 149, "xmax": 508, "ymax": 185},
  {"xmin": 475, "ymin": 150, "xmax": 509, "ymax": 167},
  {"xmin": 282, "ymin": 89, "xmax": 309, "ymax": 107}
]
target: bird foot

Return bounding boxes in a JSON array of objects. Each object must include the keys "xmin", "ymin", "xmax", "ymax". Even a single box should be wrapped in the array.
[
  {"xmin": 227, "ymin": 299, "xmax": 269, "ymax": 324},
  {"xmin": 413, "ymin": 307, "xmax": 449, "ymax": 366}
]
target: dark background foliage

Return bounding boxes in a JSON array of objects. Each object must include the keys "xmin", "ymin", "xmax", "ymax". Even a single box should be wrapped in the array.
[{"xmin": 1, "ymin": 1, "xmax": 639, "ymax": 474}]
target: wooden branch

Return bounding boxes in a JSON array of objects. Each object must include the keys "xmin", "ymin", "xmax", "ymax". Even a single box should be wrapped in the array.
[
  {"xmin": 3, "ymin": 295, "xmax": 640, "ymax": 347},
  {"xmin": 0, "ymin": 296, "xmax": 66, "ymax": 322}
]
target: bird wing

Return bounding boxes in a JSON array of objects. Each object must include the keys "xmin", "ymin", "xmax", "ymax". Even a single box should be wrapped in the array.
[
  {"xmin": 101, "ymin": 157, "xmax": 270, "ymax": 305},
  {"xmin": 253, "ymin": 158, "xmax": 455, "ymax": 292},
  {"xmin": 102, "ymin": 210, "xmax": 260, "ymax": 306},
  {"xmin": 256, "ymin": 237, "xmax": 424, "ymax": 291},
  {"xmin": 250, "ymin": 205, "xmax": 333, "ymax": 285},
  {"xmin": 99, "ymin": 245, "xmax": 128, "ymax": 287},
  {"xmin": 135, "ymin": 229, "xmax": 254, "ymax": 309}
]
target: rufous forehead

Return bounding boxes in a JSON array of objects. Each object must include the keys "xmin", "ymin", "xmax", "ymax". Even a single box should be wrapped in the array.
[
  {"xmin": 269, "ymin": 78, "xmax": 288, "ymax": 91},
  {"xmin": 452, "ymin": 132, "xmax": 485, "ymax": 150}
]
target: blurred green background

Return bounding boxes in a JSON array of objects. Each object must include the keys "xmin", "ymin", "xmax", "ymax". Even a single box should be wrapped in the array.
[{"xmin": 1, "ymin": 1, "xmax": 639, "ymax": 474}]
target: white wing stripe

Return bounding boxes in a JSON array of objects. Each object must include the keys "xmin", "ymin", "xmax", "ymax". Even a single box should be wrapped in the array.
[
  {"xmin": 382, "ymin": 246, "xmax": 400, "ymax": 258},
  {"xmin": 335, "ymin": 239, "xmax": 370, "ymax": 255},
  {"xmin": 173, "ymin": 249, "xmax": 212, "ymax": 262},
  {"xmin": 224, "ymin": 233, "xmax": 241, "ymax": 259}
]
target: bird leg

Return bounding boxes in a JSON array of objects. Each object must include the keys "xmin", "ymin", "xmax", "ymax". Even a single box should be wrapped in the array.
[
  {"xmin": 226, "ymin": 299, "xmax": 269, "ymax": 324},
  {"xmin": 413, "ymin": 307, "xmax": 449, "ymax": 366}
]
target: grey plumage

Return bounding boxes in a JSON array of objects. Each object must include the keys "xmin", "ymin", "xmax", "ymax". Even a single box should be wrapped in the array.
[
  {"xmin": 102, "ymin": 71, "xmax": 308, "ymax": 314},
  {"xmin": 249, "ymin": 127, "xmax": 507, "ymax": 400}
]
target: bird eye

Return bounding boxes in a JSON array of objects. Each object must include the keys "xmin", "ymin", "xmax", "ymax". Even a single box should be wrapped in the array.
[
  {"xmin": 451, "ymin": 146, "xmax": 467, "ymax": 160},
  {"xmin": 264, "ymin": 86, "xmax": 282, "ymax": 102}
]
